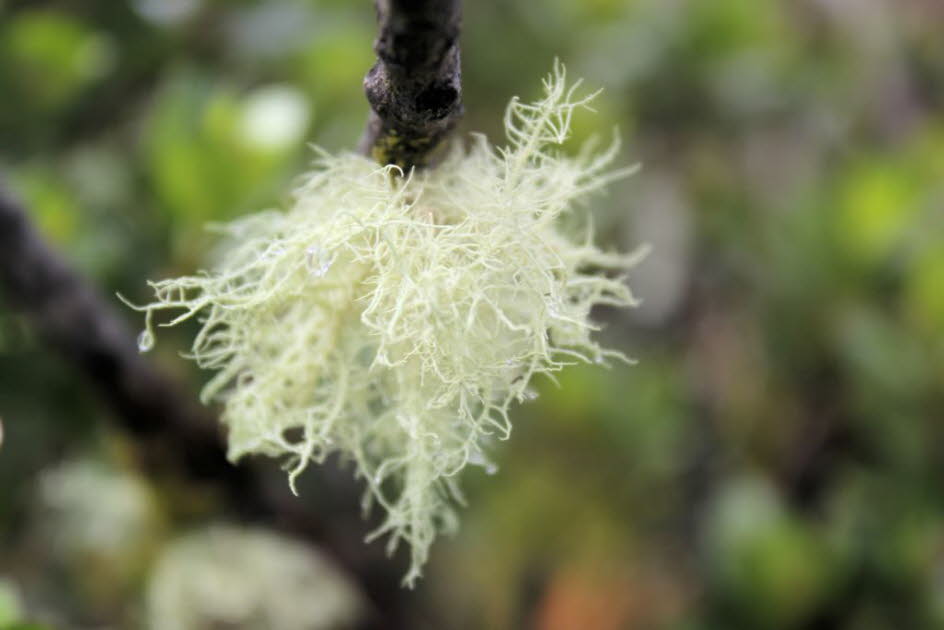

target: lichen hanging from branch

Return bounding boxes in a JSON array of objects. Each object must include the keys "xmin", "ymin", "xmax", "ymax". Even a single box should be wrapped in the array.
[{"xmin": 129, "ymin": 64, "xmax": 644, "ymax": 586}]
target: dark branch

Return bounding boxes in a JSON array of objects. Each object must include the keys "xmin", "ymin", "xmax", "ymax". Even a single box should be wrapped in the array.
[
  {"xmin": 359, "ymin": 0, "xmax": 463, "ymax": 169},
  {"xmin": 0, "ymin": 183, "xmax": 228, "ymax": 480},
  {"xmin": 0, "ymin": 183, "xmax": 410, "ymax": 629}
]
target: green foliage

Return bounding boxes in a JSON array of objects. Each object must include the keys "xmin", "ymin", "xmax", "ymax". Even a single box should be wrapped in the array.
[
  {"xmin": 0, "ymin": 11, "xmax": 111, "ymax": 128},
  {"xmin": 704, "ymin": 477, "xmax": 839, "ymax": 628},
  {"xmin": 144, "ymin": 71, "xmax": 310, "ymax": 228},
  {"xmin": 0, "ymin": 580, "xmax": 23, "ymax": 627}
]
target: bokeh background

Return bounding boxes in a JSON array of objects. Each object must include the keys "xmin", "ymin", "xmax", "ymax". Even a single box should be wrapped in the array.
[{"xmin": 1, "ymin": 0, "xmax": 943, "ymax": 628}]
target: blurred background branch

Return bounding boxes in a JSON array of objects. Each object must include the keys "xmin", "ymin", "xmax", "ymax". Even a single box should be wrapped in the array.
[
  {"xmin": 0, "ymin": 182, "xmax": 228, "ymax": 481},
  {"xmin": 0, "ymin": 181, "xmax": 415, "ymax": 629}
]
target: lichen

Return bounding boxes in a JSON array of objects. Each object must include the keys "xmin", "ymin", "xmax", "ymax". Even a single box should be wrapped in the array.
[
  {"xmin": 147, "ymin": 526, "xmax": 364, "ymax": 630},
  {"xmin": 126, "ymin": 63, "xmax": 645, "ymax": 586}
]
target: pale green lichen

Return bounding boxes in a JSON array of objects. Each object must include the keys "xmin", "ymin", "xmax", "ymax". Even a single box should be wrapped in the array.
[
  {"xmin": 147, "ymin": 525, "xmax": 364, "ymax": 630},
  {"xmin": 127, "ymin": 63, "xmax": 645, "ymax": 586},
  {"xmin": 40, "ymin": 457, "xmax": 161, "ymax": 561}
]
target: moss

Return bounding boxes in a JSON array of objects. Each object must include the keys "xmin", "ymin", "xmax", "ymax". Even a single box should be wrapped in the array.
[
  {"xmin": 127, "ymin": 64, "xmax": 644, "ymax": 586},
  {"xmin": 369, "ymin": 128, "xmax": 441, "ymax": 169}
]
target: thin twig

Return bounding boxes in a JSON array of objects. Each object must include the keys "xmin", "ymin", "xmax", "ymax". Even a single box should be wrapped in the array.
[{"xmin": 359, "ymin": 0, "xmax": 464, "ymax": 169}]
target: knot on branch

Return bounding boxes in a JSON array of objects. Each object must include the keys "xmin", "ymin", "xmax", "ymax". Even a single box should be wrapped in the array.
[{"xmin": 360, "ymin": 0, "xmax": 463, "ymax": 169}]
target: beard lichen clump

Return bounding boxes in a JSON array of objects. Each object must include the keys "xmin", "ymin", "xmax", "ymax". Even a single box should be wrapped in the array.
[{"xmin": 130, "ymin": 65, "xmax": 644, "ymax": 586}]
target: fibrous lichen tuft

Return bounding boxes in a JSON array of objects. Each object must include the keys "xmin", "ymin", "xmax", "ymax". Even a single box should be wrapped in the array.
[{"xmin": 128, "ymin": 63, "xmax": 645, "ymax": 586}]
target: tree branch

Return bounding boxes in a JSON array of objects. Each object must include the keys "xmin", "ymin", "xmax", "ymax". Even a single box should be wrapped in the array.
[
  {"xmin": 0, "ymin": 183, "xmax": 409, "ymax": 629},
  {"xmin": 359, "ymin": 0, "xmax": 463, "ymax": 169},
  {"xmin": 0, "ymin": 183, "xmax": 229, "ymax": 478}
]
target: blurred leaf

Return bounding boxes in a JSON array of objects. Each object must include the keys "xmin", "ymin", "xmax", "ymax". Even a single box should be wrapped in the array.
[
  {"xmin": 836, "ymin": 158, "xmax": 922, "ymax": 266},
  {"xmin": 905, "ymin": 247, "xmax": 944, "ymax": 333},
  {"xmin": 12, "ymin": 166, "xmax": 80, "ymax": 246},
  {"xmin": 0, "ymin": 579, "xmax": 22, "ymax": 626},
  {"xmin": 294, "ymin": 24, "xmax": 372, "ymax": 104},
  {"xmin": 703, "ymin": 477, "xmax": 838, "ymax": 628},
  {"xmin": 10, "ymin": 162, "xmax": 127, "ymax": 280},
  {"xmin": 143, "ymin": 69, "xmax": 309, "ymax": 239},
  {"xmin": 687, "ymin": 0, "xmax": 788, "ymax": 56},
  {"xmin": 0, "ymin": 11, "xmax": 112, "ymax": 120}
]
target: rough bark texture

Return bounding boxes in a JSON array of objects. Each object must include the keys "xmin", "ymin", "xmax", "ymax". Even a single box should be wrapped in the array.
[{"xmin": 360, "ymin": 0, "xmax": 463, "ymax": 169}]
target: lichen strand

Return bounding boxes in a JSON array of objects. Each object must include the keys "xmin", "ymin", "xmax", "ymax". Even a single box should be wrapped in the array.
[{"xmin": 131, "ymin": 64, "xmax": 644, "ymax": 586}]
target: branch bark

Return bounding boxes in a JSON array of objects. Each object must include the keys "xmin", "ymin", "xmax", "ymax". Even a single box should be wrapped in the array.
[{"xmin": 359, "ymin": 0, "xmax": 463, "ymax": 169}]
